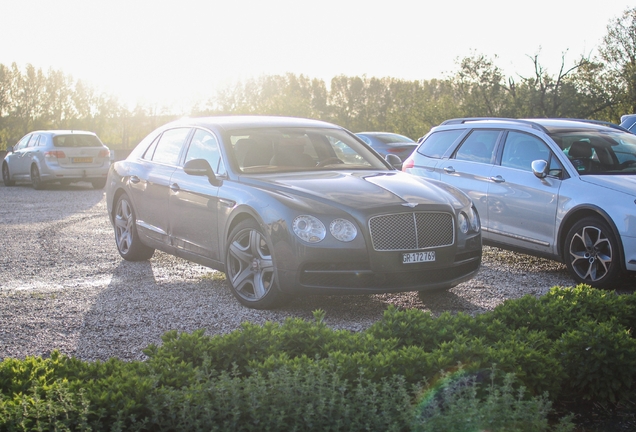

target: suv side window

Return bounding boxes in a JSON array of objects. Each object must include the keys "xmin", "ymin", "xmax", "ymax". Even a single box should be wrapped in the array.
[
  {"xmin": 151, "ymin": 128, "xmax": 190, "ymax": 166},
  {"xmin": 500, "ymin": 132, "xmax": 551, "ymax": 172},
  {"xmin": 454, "ymin": 130, "xmax": 500, "ymax": 164},
  {"xmin": 417, "ymin": 129, "xmax": 464, "ymax": 158}
]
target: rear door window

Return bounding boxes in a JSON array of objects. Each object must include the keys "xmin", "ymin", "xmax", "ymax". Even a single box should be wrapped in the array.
[
  {"xmin": 454, "ymin": 130, "xmax": 500, "ymax": 164},
  {"xmin": 150, "ymin": 128, "xmax": 191, "ymax": 166},
  {"xmin": 416, "ymin": 129, "xmax": 464, "ymax": 158}
]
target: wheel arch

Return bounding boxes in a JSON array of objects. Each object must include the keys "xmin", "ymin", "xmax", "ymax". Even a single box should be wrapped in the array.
[
  {"xmin": 222, "ymin": 207, "xmax": 264, "ymax": 254},
  {"xmin": 558, "ymin": 205, "xmax": 625, "ymax": 271},
  {"xmin": 110, "ymin": 188, "xmax": 129, "ymax": 223}
]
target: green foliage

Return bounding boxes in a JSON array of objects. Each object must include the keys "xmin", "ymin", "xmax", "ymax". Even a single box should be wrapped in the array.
[
  {"xmin": 412, "ymin": 368, "xmax": 575, "ymax": 432},
  {"xmin": 1, "ymin": 286, "xmax": 635, "ymax": 429},
  {"xmin": 554, "ymin": 318, "xmax": 636, "ymax": 404}
]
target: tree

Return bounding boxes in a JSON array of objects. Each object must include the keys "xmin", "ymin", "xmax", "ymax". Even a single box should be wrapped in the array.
[{"xmin": 597, "ymin": 6, "xmax": 636, "ymax": 116}]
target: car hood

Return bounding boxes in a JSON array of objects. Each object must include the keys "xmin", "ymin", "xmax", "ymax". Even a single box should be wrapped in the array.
[
  {"xmin": 243, "ymin": 170, "xmax": 469, "ymax": 210},
  {"xmin": 581, "ymin": 175, "xmax": 636, "ymax": 197}
]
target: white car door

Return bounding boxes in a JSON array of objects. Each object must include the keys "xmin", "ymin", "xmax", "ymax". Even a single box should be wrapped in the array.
[{"xmin": 486, "ymin": 131, "xmax": 563, "ymax": 254}]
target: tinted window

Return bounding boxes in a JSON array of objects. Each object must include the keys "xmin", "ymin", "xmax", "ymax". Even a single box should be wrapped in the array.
[
  {"xmin": 500, "ymin": 132, "xmax": 551, "ymax": 171},
  {"xmin": 151, "ymin": 128, "xmax": 190, "ymax": 165},
  {"xmin": 417, "ymin": 129, "xmax": 464, "ymax": 158},
  {"xmin": 53, "ymin": 134, "xmax": 102, "ymax": 147},
  {"xmin": 185, "ymin": 129, "xmax": 225, "ymax": 175},
  {"xmin": 454, "ymin": 130, "xmax": 500, "ymax": 164}
]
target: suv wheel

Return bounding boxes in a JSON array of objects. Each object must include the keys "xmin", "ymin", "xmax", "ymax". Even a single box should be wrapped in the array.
[{"xmin": 564, "ymin": 217, "xmax": 622, "ymax": 288}]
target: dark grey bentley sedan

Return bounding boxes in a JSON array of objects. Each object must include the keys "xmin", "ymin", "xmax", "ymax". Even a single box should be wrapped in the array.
[{"xmin": 106, "ymin": 116, "xmax": 482, "ymax": 309}]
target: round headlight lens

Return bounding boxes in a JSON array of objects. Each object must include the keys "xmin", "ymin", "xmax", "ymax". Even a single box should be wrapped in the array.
[
  {"xmin": 458, "ymin": 212, "xmax": 469, "ymax": 234},
  {"xmin": 293, "ymin": 215, "xmax": 326, "ymax": 243},
  {"xmin": 469, "ymin": 206, "xmax": 480, "ymax": 232},
  {"xmin": 330, "ymin": 218, "xmax": 357, "ymax": 242}
]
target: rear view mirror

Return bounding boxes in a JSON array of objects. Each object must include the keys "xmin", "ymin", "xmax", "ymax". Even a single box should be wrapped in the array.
[
  {"xmin": 385, "ymin": 154, "xmax": 403, "ymax": 169},
  {"xmin": 531, "ymin": 160, "xmax": 548, "ymax": 179},
  {"xmin": 184, "ymin": 159, "xmax": 221, "ymax": 186}
]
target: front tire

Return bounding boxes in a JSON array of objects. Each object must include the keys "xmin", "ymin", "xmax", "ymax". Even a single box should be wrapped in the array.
[
  {"xmin": 2, "ymin": 163, "xmax": 15, "ymax": 186},
  {"xmin": 564, "ymin": 217, "xmax": 622, "ymax": 288},
  {"xmin": 225, "ymin": 219, "xmax": 288, "ymax": 309},
  {"xmin": 114, "ymin": 193, "xmax": 155, "ymax": 261},
  {"xmin": 31, "ymin": 165, "xmax": 45, "ymax": 190}
]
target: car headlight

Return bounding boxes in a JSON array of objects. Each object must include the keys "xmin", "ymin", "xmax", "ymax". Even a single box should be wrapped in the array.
[
  {"xmin": 459, "ymin": 207, "xmax": 480, "ymax": 234},
  {"xmin": 293, "ymin": 215, "xmax": 326, "ymax": 243},
  {"xmin": 458, "ymin": 212, "xmax": 469, "ymax": 234},
  {"xmin": 330, "ymin": 218, "xmax": 357, "ymax": 242},
  {"xmin": 469, "ymin": 206, "xmax": 480, "ymax": 232}
]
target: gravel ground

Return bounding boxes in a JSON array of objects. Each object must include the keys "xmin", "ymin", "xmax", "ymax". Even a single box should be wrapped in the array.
[{"xmin": 0, "ymin": 182, "xmax": 578, "ymax": 362}]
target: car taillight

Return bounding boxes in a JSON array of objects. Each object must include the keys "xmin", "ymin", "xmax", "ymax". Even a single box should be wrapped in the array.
[
  {"xmin": 402, "ymin": 155, "xmax": 414, "ymax": 171},
  {"xmin": 388, "ymin": 147, "xmax": 407, "ymax": 153},
  {"xmin": 98, "ymin": 149, "xmax": 110, "ymax": 158},
  {"xmin": 45, "ymin": 151, "xmax": 66, "ymax": 158}
]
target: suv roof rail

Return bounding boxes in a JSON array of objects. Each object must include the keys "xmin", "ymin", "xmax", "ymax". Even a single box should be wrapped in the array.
[
  {"xmin": 558, "ymin": 118, "xmax": 630, "ymax": 132},
  {"xmin": 440, "ymin": 117, "xmax": 548, "ymax": 133}
]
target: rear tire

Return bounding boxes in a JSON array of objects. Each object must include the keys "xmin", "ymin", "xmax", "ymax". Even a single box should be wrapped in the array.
[
  {"xmin": 564, "ymin": 217, "xmax": 622, "ymax": 288},
  {"xmin": 114, "ymin": 193, "xmax": 155, "ymax": 261},
  {"xmin": 92, "ymin": 178, "xmax": 107, "ymax": 189},
  {"xmin": 31, "ymin": 165, "xmax": 45, "ymax": 190},
  {"xmin": 225, "ymin": 219, "xmax": 289, "ymax": 309},
  {"xmin": 2, "ymin": 163, "xmax": 15, "ymax": 186}
]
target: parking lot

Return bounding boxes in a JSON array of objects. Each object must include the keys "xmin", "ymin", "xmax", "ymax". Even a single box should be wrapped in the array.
[{"xmin": 0, "ymin": 182, "xmax": 577, "ymax": 362}]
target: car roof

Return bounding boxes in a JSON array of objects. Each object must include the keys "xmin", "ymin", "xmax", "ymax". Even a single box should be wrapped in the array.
[
  {"xmin": 163, "ymin": 115, "xmax": 340, "ymax": 131},
  {"xmin": 28, "ymin": 130, "xmax": 98, "ymax": 136},
  {"xmin": 439, "ymin": 117, "xmax": 628, "ymax": 134}
]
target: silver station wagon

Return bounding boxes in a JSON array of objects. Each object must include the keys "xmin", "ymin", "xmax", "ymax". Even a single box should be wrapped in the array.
[
  {"xmin": 404, "ymin": 117, "xmax": 636, "ymax": 288},
  {"xmin": 2, "ymin": 130, "xmax": 110, "ymax": 189},
  {"xmin": 106, "ymin": 116, "xmax": 482, "ymax": 309}
]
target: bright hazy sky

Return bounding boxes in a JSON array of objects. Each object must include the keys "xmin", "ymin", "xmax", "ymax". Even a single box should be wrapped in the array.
[{"xmin": 1, "ymin": 0, "xmax": 632, "ymax": 112}]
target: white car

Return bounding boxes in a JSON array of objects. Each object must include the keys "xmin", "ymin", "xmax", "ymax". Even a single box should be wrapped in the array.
[
  {"xmin": 404, "ymin": 117, "xmax": 636, "ymax": 288},
  {"xmin": 2, "ymin": 130, "xmax": 110, "ymax": 189}
]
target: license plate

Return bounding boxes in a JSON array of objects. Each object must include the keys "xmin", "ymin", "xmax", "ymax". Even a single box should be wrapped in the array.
[
  {"xmin": 73, "ymin": 157, "xmax": 93, "ymax": 163},
  {"xmin": 402, "ymin": 251, "xmax": 436, "ymax": 264}
]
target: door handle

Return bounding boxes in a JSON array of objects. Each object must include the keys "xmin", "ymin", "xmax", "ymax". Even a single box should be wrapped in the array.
[
  {"xmin": 129, "ymin": 175, "xmax": 140, "ymax": 184},
  {"xmin": 170, "ymin": 183, "xmax": 180, "ymax": 192},
  {"xmin": 490, "ymin": 175, "xmax": 505, "ymax": 183},
  {"xmin": 443, "ymin": 166, "xmax": 455, "ymax": 174}
]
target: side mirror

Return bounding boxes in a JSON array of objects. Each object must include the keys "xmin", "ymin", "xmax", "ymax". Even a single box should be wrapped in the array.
[
  {"xmin": 184, "ymin": 159, "xmax": 221, "ymax": 186},
  {"xmin": 385, "ymin": 154, "xmax": 403, "ymax": 170},
  {"xmin": 531, "ymin": 160, "xmax": 548, "ymax": 179},
  {"xmin": 6, "ymin": 145, "xmax": 14, "ymax": 153}
]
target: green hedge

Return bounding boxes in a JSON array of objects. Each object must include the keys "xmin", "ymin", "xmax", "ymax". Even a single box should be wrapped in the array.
[{"xmin": 1, "ymin": 285, "xmax": 634, "ymax": 431}]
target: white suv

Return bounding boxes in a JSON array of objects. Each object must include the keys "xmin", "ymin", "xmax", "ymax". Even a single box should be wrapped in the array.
[{"xmin": 404, "ymin": 118, "xmax": 636, "ymax": 288}]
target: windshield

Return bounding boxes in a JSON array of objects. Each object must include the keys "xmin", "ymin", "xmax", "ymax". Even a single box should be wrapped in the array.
[
  {"xmin": 228, "ymin": 127, "xmax": 390, "ymax": 173},
  {"xmin": 549, "ymin": 130, "xmax": 636, "ymax": 175}
]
